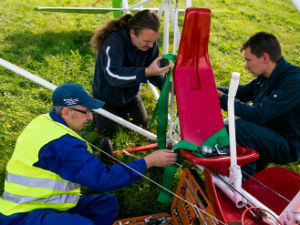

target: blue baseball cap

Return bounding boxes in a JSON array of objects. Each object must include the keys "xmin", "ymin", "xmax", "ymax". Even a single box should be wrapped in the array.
[{"xmin": 52, "ymin": 83, "xmax": 104, "ymax": 109}]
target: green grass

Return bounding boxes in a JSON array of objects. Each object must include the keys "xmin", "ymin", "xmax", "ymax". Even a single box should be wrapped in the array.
[{"xmin": 0, "ymin": 0, "xmax": 300, "ymax": 219}]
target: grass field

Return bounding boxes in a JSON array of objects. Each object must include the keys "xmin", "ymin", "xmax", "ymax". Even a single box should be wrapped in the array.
[{"xmin": 0, "ymin": 0, "xmax": 300, "ymax": 219}]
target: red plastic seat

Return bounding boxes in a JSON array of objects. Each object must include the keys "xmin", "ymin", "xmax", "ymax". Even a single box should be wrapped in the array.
[
  {"xmin": 181, "ymin": 146, "xmax": 259, "ymax": 176},
  {"xmin": 174, "ymin": 8, "xmax": 259, "ymax": 176},
  {"xmin": 204, "ymin": 167, "xmax": 300, "ymax": 224},
  {"xmin": 174, "ymin": 8, "xmax": 224, "ymax": 146},
  {"xmin": 243, "ymin": 167, "xmax": 300, "ymax": 215}
]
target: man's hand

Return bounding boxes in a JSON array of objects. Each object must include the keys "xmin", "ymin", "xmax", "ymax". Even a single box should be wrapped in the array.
[
  {"xmin": 145, "ymin": 56, "xmax": 170, "ymax": 77},
  {"xmin": 144, "ymin": 149, "xmax": 177, "ymax": 168},
  {"xmin": 217, "ymin": 90, "xmax": 224, "ymax": 100}
]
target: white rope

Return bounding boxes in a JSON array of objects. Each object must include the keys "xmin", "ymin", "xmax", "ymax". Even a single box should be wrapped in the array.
[
  {"xmin": 36, "ymin": 113, "xmax": 224, "ymax": 224},
  {"xmin": 3, "ymin": 87, "xmax": 287, "ymax": 225},
  {"xmin": 87, "ymin": 140, "xmax": 226, "ymax": 225},
  {"xmin": 241, "ymin": 170, "xmax": 290, "ymax": 203},
  {"xmin": 4, "ymin": 97, "xmax": 225, "ymax": 224},
  {"xmin": 0, "ymin": 61, "xmax": 290, "ymax": 224}
]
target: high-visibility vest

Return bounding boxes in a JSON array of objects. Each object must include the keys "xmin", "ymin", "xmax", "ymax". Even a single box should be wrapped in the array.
[{"xmin": 0, "ymin": 113, "xmax": 93, "ymax": 216}]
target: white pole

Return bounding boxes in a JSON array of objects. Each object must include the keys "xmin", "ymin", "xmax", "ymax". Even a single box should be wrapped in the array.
[
  {"xmin": 0, "ymin": 57, "xmax": 157, "ymax": 141},
  {"xmin": 128, "ymin": 0, "xmax": 151, "ymax": 10},
  {"xmin": 147, "ymin": 82, "xmax": 172, "ymax": 131},
  {"xmin": 279, "ymin": 191, "xmax": 300, "ymax": 225},
  {"xmin": 157, "ymin": 0, "xmax": 164, "ymax": 17},
  {"xmin": 173, "ymin": 0, "xmax": 178, "ymax": 55},
  {"xmin": 93, "ymin": 108, "xmax": 157, "ymax": 140},
  {"xmin": 148, "ymin": 82, "xmax": 160, "ymax": 100},
  {"xmin": 228, "ymin": 72, "xmax": 240, "ymax": 168},
  {"xmin": 0, "ymin": 58, "xmax": 57, "ymax": 91},
  {"xmin": 167, "ymin": 0, "xmax": 180, "ymax": 51},
  {"xmin": 200, "ymin": 165, "xmax": 279, "ymax": 223},
  {"xmin": 35, "ymin": 7, "xmax": 124, "ymax": 13},
  {"xmin": 185, "ymin": 0, "xmax": 192, "ymax": 8},
  {"xmin": 166, "ymin": 0, "xmax": 178, "ymax": 145},
  {"xmin": 290, "ymin": 0, "xmax": 300, "ymax": 14},
  {"xmin": 227, "ymin": 72, "xmax": 244, "ymax": 207},
  {"xmin": 122, "ymin": 0, "xmax": 129, "ymax": 14},
  {"xmin": 163, "ymin": 0, "xmax": 169, "ymax": 54}
]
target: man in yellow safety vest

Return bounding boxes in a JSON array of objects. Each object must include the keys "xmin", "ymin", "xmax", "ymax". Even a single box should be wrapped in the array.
[{"xmin": 0, "ymin": 83, "xmax": 177, "ymax": 225}]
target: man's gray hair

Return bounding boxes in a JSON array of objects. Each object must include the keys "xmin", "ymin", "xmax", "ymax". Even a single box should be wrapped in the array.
[{"xmin": 51, "ymin": 105, "xmax": 65, "ymax": 115}]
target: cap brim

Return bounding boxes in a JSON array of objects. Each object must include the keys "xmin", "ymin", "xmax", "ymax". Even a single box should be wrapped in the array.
[{"xmin": 82, "ymin": 98, "xmax": 105, "ymax": 109}]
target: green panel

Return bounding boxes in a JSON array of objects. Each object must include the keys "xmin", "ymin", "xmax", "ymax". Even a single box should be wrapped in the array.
[{"xmin": 112, "ymin": 0, "xmax": 123, "ymax": 18}]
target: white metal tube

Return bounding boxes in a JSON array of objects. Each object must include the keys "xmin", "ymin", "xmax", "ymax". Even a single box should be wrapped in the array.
[
  {"xmin": 200, "ymin": 165, "xmax": 279, "ymax": 220},
  {"xmin": 147, "ymin": 82, "xmax": 172, "ymax": 122},
  {"xmin": 163, "ymin": 0, "xmax": 169, "ymax": 54},
  {"xmin": 148, "ymin": 82, "xmax": 160, "ymax": 100},
  {"xmin": 173, "ymin": 0, "xmax": 178, "ymax": 55},
  {"xmin": 148, "ymin": 81, "xmax": 173, "ymax": 141},
  {"xmin": 168, "ymin": 2, "xmax": 180, "ymax": 51},
  {"xmin": 168, "ymin": 1, "xmax": 177, "ymax": 143},
  {"xmin": 228, "ymin": 72, "xmax": 240, "ymax": 167},
  {"xmin": 279, "ymin": 191, "xmax": 300, "ymax": 225},
  {"xmin": 290, "ymin": 0, "xmax": 300, "ymax": 14},
  {"xmin": 227, "ymin": 72, "xmax": 243, "ymax": 206},
  {"xmin": 94, "ymin": 108, "xmax": 157, "ymax": 140},
  {"xmin": 185, "ymin": 0, "xmax": 192, "ymax": 8},
  {"xmin": 157, "ymin": 0, "xmax": 164, "ymax": 17},
  {"xmin": 240, "ymin": 189, "xmax": 279, "ymax": 221},
  {"xmin": 0, "ymin": 57, "xmax": 157, "ymax": 141},
  {"xmin": 168, "ymin": 80, "xmax": 175, "ymax": 144},
  {"xmin": 128, "ymin": 0, "xmax": 151, "ymax": 10},
  {"xmin": 148, "ymin": 81, "xmax": 174, "ymax": 132},
  {"xmin": 35, "ymin": 7, "xmax": 123, "ymax": 13},
  {"xmin": 195, "ymin": 165, "xmax": 235, "ymax": 201},
  {"xmin": 0, "ymin": 58, "xmax": 57, "ymax": 91},
  {"xmin": 122, "ymin": 0, "xmax": 129, "ymax": 14}
]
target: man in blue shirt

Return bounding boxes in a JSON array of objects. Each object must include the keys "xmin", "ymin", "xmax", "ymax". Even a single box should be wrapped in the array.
[
  {"xmin": 217, "ymin": 32, "xmax": 300, "ymax": 177},
  {"xmin": 0, "ymin": 83, "xmax": 177, "ymax": 225}
]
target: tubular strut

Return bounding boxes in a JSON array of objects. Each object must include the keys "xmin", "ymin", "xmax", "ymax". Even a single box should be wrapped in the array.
[
  {"xmin": 0, "ymin": 57, "xmax": 156, "ymax": 141},
  {"xmin": 0, "ymin": 57, "xmax": 226, "ymax": 225}
]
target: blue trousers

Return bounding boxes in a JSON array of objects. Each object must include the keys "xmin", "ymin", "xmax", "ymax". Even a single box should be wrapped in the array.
[
  {"xmin": 235, "ymin": 119, "xmax": 298, "ymax": 177},
  {"xmin": 0, "ymin": 194, "xmax": 118, "ymax": 225}
]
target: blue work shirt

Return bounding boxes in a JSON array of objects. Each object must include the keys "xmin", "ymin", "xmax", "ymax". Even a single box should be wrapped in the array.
[
  {"xmin": 33, "ymin": 110, "xmax": 148, "ymax": 191},
  {"xmin": 0, "ymin": 110, "xmax": 147, "ymax": 224},
  {"xmin": 219, "ymin": 57, "xmax": 300, "ymax": 151}
]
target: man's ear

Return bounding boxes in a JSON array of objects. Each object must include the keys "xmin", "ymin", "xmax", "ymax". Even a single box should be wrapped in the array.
[
  {"xmin": 61, "ymin": 107, "xmax": 70, "ymax": 119},
  {"xmin": 263, "ymin": 52, "xmax": 271, "ymax": 64},
  {"xmin": 129, "ymin": 29, "xmax": 136, "ymax": 38},
  {"xmin": 60, "ymin": 107, "xmax": 73, "ymax": 129}
]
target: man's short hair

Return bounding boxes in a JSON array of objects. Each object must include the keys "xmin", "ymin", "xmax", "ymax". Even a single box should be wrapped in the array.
[
  {"xmin": 51, "ymin": 105, "xmax": 64, "ymax": 115},
  {"xmin": 241, "ymin": 32, "xmax": 282, "ymax": 63}
]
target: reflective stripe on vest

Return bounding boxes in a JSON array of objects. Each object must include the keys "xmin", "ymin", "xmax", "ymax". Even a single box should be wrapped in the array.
[
  {"xmin": 0, "ymin": 114, "xmax": 92, "ymax": 216},
  {"xmin": 6, "ymin": 172, "xmax": 80, "ymax": 191},
  {"xmin": 2, "ymin": 191, "xmax": 80, "ymax": 204}
]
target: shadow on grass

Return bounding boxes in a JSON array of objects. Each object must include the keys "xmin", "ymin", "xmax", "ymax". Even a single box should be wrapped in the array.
[{"xmin": 2, "ymin": 29, "xmax": 95, "ymax": 63}]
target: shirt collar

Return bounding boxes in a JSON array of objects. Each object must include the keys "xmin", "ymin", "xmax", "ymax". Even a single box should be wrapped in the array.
[
  {"xmin": 269, "ymin": 57, "xmax": 287, "ymax": 79},
  {"xmin": 49, "ymin": 109, "xmax": 69, "ymax": 127}
]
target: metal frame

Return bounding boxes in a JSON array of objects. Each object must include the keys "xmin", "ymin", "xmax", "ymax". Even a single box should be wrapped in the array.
[
  {"xmin": 35, "ymin": 0, "xmax": 189, "ymax": 144},
  {"xmin": 0, "ymin": 58, "xmax": 157, "ymax": 141},
  {"xmin": 2, "ymin": 1, "xmax": 300, "ymax": 223}
]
